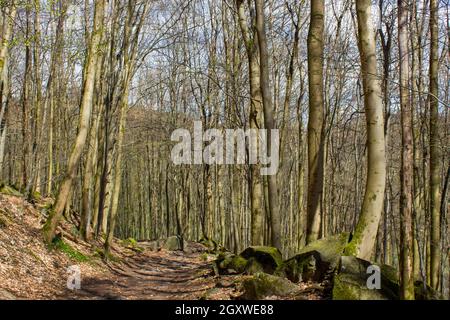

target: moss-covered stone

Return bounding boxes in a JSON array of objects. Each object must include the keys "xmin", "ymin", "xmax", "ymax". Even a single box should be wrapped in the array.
[
  {"xmin": 240, "ymin": 246, "xmax": 283, "ymax": 274},
  {"xmin": 215, "ymin": 252, "xmax": 248, "ymax": 274},
  {"xmin": 241, "ymin": 272, "xmax": 299, "ymax": 299},
  {"xmin": 332, "ymin": 256, "xmax": 398, "ymax": 300},
  {"xmin": 414, "ymin": 281, "xmax": 442, "ymax": 300},
  {"xmin": 163, "ymin": 235, "xmax": 183, "ymax": 251},
  {"xmin": 279, "ymin": 233, "xmax": 350, "ymax": 283}
]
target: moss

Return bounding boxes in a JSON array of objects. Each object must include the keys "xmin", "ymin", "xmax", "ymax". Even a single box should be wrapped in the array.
[
  {"xmin": 50, "ymin": 236, "xmax": 89, "ymax": 262},
  {"xmin": 120, "ymin": 237, "xmax": 144, "ymax": 252},
  {"xmin": 0, "ymin": 185, "xmax": 22, "ymax": 197},
  {"xmin": 240, "ymin": 246, "xmax": 283, "ymax": 274},
  {"xmin": 298, "ymin": 233, "xmax": 349, "ymax": 261},
  {"xmin": 332, "ymin": 274, "xmax": 359, "ymax": 300}
]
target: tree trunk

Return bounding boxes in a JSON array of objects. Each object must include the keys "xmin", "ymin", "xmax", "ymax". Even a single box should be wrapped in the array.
[
  {"xmin": 429, "ymin": 0, "xmax": 441, "ymax": 291},
  {"xmin": 398, "ymin": 0, "xmax": 415, "ymax": 299},
  {"xmin": 344, "ymin": 0, "xmax": 386, "ymax": 260},
  {"xmin": 306, "ymin": 0, "xmax": 325, "ymax": 244},
  {"xmin": 43, "ymin": 0, "xmax": 106, "ymax": 244},
  {"xmin": 254, "ymin": 0, "xmax": 281, "ymax": 250}
]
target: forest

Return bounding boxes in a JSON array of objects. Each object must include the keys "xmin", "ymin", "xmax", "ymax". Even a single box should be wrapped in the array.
[{"xmin": 0, "ymin": 0, "xmax": 449, "ymax": 302}]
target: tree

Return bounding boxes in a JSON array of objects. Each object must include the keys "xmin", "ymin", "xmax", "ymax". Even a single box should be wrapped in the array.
[
  {"xmin": 254, "ymin": 0, "xmax": 281, "ymax": 249},
  {"xmin": 429, "ymin": 0, "xmax": 441, "ymax": 291},
  {"xmin": 43, "ymin": 0, "xmax": 106, "ymax": 244},
  {"xmin": 236, "ymin": 0, "xmax": 264, "ymax": 245},
  {"xmin": 306, "ymin": 0, "xmax": 325, "ymax": 244},
  {"xmin": 344, "ymin": 0, "xmax": 386, "ymax": 260},
  {"xmin": 398, "ymin": 0, "xmax": 414, "ymax": 300}
]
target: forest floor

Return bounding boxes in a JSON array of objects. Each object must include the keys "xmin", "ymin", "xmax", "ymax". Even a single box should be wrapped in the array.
[{"xmin": 0, "ymin": 191, "xmax": 326, "ymax": 300}]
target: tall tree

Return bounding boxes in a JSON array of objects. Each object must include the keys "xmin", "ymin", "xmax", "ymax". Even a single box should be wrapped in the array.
[
  {"xmin": 43, "ymin": 0, "xmax": 106, "ymax": 243},
  {"xmin": 254, "ymin": 0, "xmax": 281, "ymax": 249},
  {"xmin": 306, "ymin": 0, "xmax": 325, "ymax": 243},
  {"xmin": 344, "ymin": 0, "xmax": 386, "ymax": 260},
  {"xmin": 429, "ymin": 0, "xmax": 441, "ymax": 290},
  {"xmin": 236, "ymin": 0, "xmax": 264, "ymax": 245},
  {"xmin": 398, "ymin": 0, "xmax": 414, "ymax": 300}
]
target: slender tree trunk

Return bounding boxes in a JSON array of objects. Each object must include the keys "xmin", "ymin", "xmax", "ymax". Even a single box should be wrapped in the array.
[
  {"xmin": 43, "ymin": 0, "xmax": 106, "ymax": 244},
  {"xmin": 254, "ymin": 0, "xmax": 281, "ymax": 250},
  {"xmin": 236, "ymin": 0, "xmax": 264, "ymax": 245},
  {"xmin": 306, "ymin": 0, "xmax": 325, "ymax": 244},
  {"xmin": 429, "ymin": 0, "xmax": 441, "ymax": 291},
  {"xmin": 344, "ymin": 0, "xmax": 386, "ymax": 260},
  {"xmin": 398, "ymin": 0, "xmax": 415, "ymax": 299}
]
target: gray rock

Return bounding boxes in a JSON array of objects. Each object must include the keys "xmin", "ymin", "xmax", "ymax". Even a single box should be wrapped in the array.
[
  {"xmin": 241, "ymin": 272, "xmax": 299, "ymax": 299},
  {"xmin": 163, "ymin": 235, "xmax": 183, "ymax": 251}
]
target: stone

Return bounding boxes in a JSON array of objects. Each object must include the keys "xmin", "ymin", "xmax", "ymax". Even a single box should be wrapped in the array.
[
  {"xmin": 332, "ymin": 256, "xmax": 398, "ymax": 300},
  {"xmin": 278, "ymin": 233, "xmax": 350, "ymax": 282},
  {"xmin": 241, "ymin": 272, "xmax": 299, "ymax": 299},
  {"xmin": 240, "ymin": 246, "xmax": 283, "ymax": 274},
  {"xmin": 163, "ymin": 235, "xmax": 183, "ymax": 251}
]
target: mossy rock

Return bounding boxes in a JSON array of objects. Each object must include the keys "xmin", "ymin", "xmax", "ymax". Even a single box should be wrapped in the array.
[
  {"xmin": 278, "ymin": 233, "xmax": 350, "ymax": 283},
  {"xmin": 0, "ymin": 185, "xmax": 22, "ymax": 197},
  {"xmin": 241, "ymin": 272, "xmax": 299, "ymax": 299},
  {"xmin": 245, "ymin": 257, "xmax": 265, "ymax": 275},
  {"xmin": 215, "ymin": 252, "xmax": 248, "ymax": 274},
  {"xmin": 332, "ymin": 256, "xmax": 398, "ymax": 300},
  {"xmin": 414, "ymin": 281, "xmax": 442, "ymax": 300},
  {"xmin": 277, "ymin": 250, "xmax": 326, "ymax": 282},
  {"xmin": 240, "ymin": 246, "xmax": 283, "ymax": 274},
  {"xmin": 163, "ymin": 235, "xmax": 183, "ymax": 251},
  {"xmin": 199, "ymin": 236, "xmax": 218, "ymax": 253}
]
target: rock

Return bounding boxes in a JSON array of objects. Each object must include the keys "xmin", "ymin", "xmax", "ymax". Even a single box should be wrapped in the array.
[
  {"xmin": 0, "ymin": 288, "xmax": 17, "ymax": 300},
  {"xmin": 414, "ymin": 281, "xmax": 442, "ymax": 300},
  {"xmin": 215, "ymin": 252, "xmax": 247, "ymax": 275},
  {"xmin": 279, "ymin": 233, "xmax": 349, "ymax": 282},
  {"xmin": 332, "ymin": 256, "xmax": 398, "ymax": 300},
  {"xmin": 241, "ymin": 272, "xmax": 299, "ymax": 299},
  {"xmin": 245, "ymin": 257, "xmax": 265, "ymax": 275},
  {"xmin": 163, "ymin": 235, "xmax": 183, "ymax": 251},
  {"xmin": 240, "ymin": 246, "xmax": 283, "ymax": 274},
  {"xmin": 199, "ymin": 236, "xmax": 218, "ymax": 253}
]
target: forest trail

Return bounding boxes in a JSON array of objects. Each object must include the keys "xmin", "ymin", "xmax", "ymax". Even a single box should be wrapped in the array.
[{"xmin": 66, "ymin": 243, "xmax": 222, "ymax": 300}]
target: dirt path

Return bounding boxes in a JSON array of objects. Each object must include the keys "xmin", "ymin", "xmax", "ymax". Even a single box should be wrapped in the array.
[{"xmin": 65, "ymin": 242, "xmax": 220, "ymax": 300}]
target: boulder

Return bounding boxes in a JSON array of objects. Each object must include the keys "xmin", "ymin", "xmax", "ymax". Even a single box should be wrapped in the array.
[
  {"xmin": 163, "ymin": 235, "xmax": 183, "ymax": 251},
  {"xmin": 240, "ymin": 246, "xmax": 283, "ymax": 274},
  {"xmin": 332, "ymin": 256, "xmax": 398, "ymax": 300},
  {"xmin": 278, "ymin": 233, "xmax": 349, "ymax": 282},
  {"xmin": 215, "ymin": 252, "xmax": 248, "ymax": 275},
  {"xmin": 241, "ymin": 272, "xmax": 299, "ymax": 299}
]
